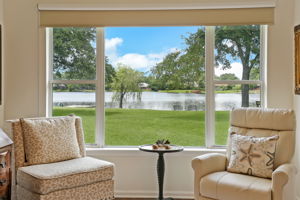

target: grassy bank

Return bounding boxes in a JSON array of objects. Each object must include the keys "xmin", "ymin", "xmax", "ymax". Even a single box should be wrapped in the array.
[
  {"xmin": 53, "ymin": 107, "xmax": 230, "ymax": 146},
  {"xmin": 158, "ymin": 89, "xmax": 259, "ymax": 94}
]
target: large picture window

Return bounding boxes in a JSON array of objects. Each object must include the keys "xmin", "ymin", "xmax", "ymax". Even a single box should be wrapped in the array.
[{"xmin": 47, "ymin": 25, "xmax": 265, "ymax": 147}]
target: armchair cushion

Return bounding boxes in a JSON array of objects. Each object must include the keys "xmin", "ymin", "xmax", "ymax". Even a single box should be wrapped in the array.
[
  {"xmin": 227, "ymin": 133, "xmax": 279, "ymax": 178},
  {"xmin": 20, "ymin": 116, "xmax": 81, "ymax": 165},
  {"xmin": 17, "ymin": 157, "xmax": 114, "ymax": 195},
  {"xmin": 200, "ymin": 171, "xmax": 272, "ymax": 200}
]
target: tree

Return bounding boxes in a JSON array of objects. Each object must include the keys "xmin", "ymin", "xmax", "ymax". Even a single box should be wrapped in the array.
[
  {"xmin": 215, "ymin": 25, "xmax": 260, "ymax": 107},
  {"xmin": 216, "ymin": 73, "xmax": 239, "ymax": 90},
  {"xmin": 112, "ymin": 64, "xmax": 143, "ymax": 108},
  {"xmin": 151, "ymin": 27, "xmax": 206, "ymax": 91},
  {"xmin": 53, "ymin": 27, "xmax": 96, "ymax": 80},
  {"xmin": 151, "ymin": 26, "xmax": 260, "ymax": 106},
  {"xmin": 151, "ymin": 51, "xmax": 182, "ymax": 90},
  {"xmin": 181, "ymin": 27, "xmax": 206, "ymax": 90},
  {"xmin": 219, "ymin": 73, "xmax": 239, "ymax": 81},
  {"xmin": 53, "ymin": 28, "xmax": 116, "ymax": 91},
  {"xmin": 105, "ymin": 57, "xmax": 116, "ymax": 90},
  {"xmin": 250, "ymin": 67, "xmax": 260, "ymax": 80}
]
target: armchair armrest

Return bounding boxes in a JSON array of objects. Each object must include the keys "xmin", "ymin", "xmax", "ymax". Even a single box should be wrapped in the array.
[
  {"xmin": 192, "ymin": 153, "xmax": 227, "ymax": 178},
  {"xmin": 192, "ymin": 153, "xmax": 227, "ymax": 200},
  {"xmin": 272, "ymin": 163, "xmax": 296, "ymax": 200}
]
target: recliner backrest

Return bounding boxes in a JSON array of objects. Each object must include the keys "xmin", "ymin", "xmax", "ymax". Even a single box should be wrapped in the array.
[{"xmin": 227, "ymin": 108, "xmax": 295, "ymax": 169}]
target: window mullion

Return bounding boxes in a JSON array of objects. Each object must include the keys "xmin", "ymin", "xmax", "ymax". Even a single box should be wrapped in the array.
[
  {"xmin": 205, "ymin": 26, "xmax": 215, "ymax": 148},
  {"xmin": 50, "ymin": 80, "xmax": 97, "ymax": 84},
  {"xmin": 96, "ymin": 28, "xmax": 105, "ymax": 148},
  {"xmin": 46, "ymin": 28, "xmax": 53, "ymax": 117},
  {"xmin": 214, "ymin": 80, "xmax": 262, "ymax": 85},
  {"xmin": 260, "ymin": 25, "xmax": 267, "ymax": 108}
]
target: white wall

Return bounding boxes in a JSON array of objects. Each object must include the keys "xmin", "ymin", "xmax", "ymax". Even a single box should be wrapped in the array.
[
  {"xmin": 0, "ymin": 0, "xmax": 4, "ymax": 128},
  {"xmin": 293, "ymin": 0, "xmax": 300, "ymax": 199},
  {"xmin": 2, "ymin": 0, "xmax": 296, "ymax": 198},
  {"xmin": 267, "ymin": 0, "xmax": 295, "ymax": 108},
  {"xmin": 3, "ymin": 0, "xmax": 295, "ymax": 120},
  {"xmin": 87, "ymin": 148, "xmax": 225, "ymax": 198}
]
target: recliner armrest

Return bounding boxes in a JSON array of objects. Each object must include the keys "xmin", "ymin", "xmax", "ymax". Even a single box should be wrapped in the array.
[
  {"xmin": 192, "ymin": 153, "xmax": 227, "ymax": 179},
  {"xmin": 272, "ymin": 163, "xmax": 296, "ymax": 200}
]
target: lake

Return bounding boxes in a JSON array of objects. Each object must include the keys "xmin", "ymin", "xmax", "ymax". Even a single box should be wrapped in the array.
[{"xmin": 53, "ymin": 91, "xmax": 260, "ymax": 111}]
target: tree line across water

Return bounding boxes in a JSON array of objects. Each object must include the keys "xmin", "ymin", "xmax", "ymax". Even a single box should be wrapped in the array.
[{"xmin": 53, "ymin": 26, "xmax": 260, "ymax": 108}]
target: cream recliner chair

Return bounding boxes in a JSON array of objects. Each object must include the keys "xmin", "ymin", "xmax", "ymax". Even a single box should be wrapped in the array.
[{"xmin": 192, "ymin": 108, "xmax": 296, "ymax": 200}]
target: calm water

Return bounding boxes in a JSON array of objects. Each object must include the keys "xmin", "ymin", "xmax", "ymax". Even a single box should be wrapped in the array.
[{"xmin": 53, "ymin": 91, "xmax": 260, "ymax": 111}]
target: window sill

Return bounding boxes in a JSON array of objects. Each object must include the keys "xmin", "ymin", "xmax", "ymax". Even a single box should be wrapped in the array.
[{"xmin": 86, "ymin": 147, "xmax": 226, "ymax": 157}]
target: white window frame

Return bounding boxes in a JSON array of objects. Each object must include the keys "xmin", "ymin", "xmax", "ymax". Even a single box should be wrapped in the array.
[
  {"xmin": 46, "ymin": 25, "xmax": 267, "ymax": 148},
  {"xmin": 206, "ymin": 25, "xmax": 266, "ymax": 147},
  {"xmin": 46, "ymin": 28, "xmax": 104, "ymax": 147}
]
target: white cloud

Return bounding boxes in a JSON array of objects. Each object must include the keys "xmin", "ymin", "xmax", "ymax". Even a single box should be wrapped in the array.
[
  {"xmin": 105, "ymin": 38, "xmax": 123, "ymax": 62},
  {"xmin": 215, "ymin": 62, "xmax": 243, "ymax": 80},
  {"xmin": 105, "ymin": 37, "xmax": 244, "ymax": 78},
  {"xmin": 105, "ymin": 37, "xmax": 123, "ymax": 53},
  {"xmin": 113, "ymin": 53, "xmax": 157, "ymax": 70},
  {"xmin": 105, "ymin": 37, "xmax": 179, "ymax": 71}
]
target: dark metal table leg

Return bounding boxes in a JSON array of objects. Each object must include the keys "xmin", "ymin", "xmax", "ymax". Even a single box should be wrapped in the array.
[{"xmin": 157, "ymin": 152, "xmax": 165, "ymax": 200}]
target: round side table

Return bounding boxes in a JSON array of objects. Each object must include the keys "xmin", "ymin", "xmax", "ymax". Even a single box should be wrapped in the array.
[{"xmin": 139, "ymin": 144, "xmax": 184, "ymax": 200}]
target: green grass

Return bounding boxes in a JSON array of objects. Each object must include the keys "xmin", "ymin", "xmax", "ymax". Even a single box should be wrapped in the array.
[
  {"xmin": 215, "ymin": 111, "xmax": 230, "ymax": 145},
  {"xmin": 53, "ymin": 107, "xmax": 230, "ymax": 146},
  {"xmin": 53, "ymin": 107, "xmax": 96, "ymax": 143}
]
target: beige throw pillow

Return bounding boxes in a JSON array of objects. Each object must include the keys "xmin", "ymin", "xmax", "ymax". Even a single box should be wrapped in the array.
[
  {"xmin": 20, "ymin": 116, "xmax": 81, "ymax": 165},
  {"xmin": 227, "ymin": 132, "xmax": 279, "ymax": 178}
]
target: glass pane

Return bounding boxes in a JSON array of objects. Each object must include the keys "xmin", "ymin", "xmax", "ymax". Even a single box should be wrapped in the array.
[
  {"xmin": 104, "ymin": 26, "xmax": 206, "ymax": 146},
  {"xmin": 52, "ymin": 84, "xmax": 96, "ymax": 144},
  {"xmin": 52, "ymin": 27, "xmax": 96, "ymax": 80},
  {"xmin": 214, "ymin": 25, "xmax": 261, "ymax": 81},
  {"xmin": 215, "ymin": 84, "xmax": 261, "ymax": 145}
]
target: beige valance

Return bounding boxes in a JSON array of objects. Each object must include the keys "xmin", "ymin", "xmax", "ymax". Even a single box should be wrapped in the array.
[{"xmin": 39, "ymin": 7, "xmax": 274, "ymax": 27}]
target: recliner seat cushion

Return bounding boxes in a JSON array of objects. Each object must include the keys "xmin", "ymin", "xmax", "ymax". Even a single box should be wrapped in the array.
[
  {"xmin": 17, "ymin": 157, "xmax": 114, "ymax": 195},
  {"xmin": 200, "ymin": 171, "xmax": 272, "ymax": 200}
]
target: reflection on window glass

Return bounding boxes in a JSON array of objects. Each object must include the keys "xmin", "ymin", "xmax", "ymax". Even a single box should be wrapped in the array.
[
  {"xmin": 104, "ymin": 27, "xmax": 206, "ymax": 146},
  {"xmin": 215, "ymin": 84, "xmax": 261, "ymax": 145}
]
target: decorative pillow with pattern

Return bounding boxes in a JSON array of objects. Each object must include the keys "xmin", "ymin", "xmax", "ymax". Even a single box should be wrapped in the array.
[
  {"xmin": 227, "ymin": 132, "xmax": 279, "ymax": 178},
  {"xmin": 20, "ymin": 116, "xmax": 81, "ymax": 165}
]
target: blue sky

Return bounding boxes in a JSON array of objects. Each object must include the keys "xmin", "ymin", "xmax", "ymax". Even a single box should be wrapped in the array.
[
  {"xmin": 104, "ymin": 26, "xmax": 202, "ymax": 73},
  {"xmin": 104, "ymin": 26, "xmax": 244, "ymax": 79},
  {"xmin": 105, "ymin": 26, "xmax": 200, "ymax": 55}
]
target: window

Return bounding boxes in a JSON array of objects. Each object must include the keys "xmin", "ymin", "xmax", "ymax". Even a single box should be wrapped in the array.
[
  {"xmin": 47, "ymin": 25, "xmax": 265, "ymax": 147},
  {"xmin": 48, "ymin": 28, "xmax": 97, "ymax": 144},
  {"xmin": 213, "ymin": 25, "xmax": 264, "ymax": 146}
]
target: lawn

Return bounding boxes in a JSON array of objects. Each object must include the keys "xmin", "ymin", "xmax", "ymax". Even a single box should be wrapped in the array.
[{"xmin": 53, "ymin": 107, "xmax": 230, "ymax": 146}]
